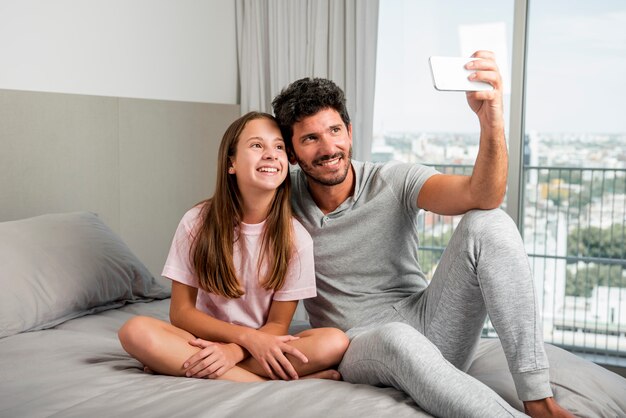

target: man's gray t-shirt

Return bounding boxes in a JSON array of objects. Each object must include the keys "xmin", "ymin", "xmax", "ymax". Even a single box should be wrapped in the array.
[{"xmin": 290, "ymin": 160, "xmax": 438, "ymax": 331}]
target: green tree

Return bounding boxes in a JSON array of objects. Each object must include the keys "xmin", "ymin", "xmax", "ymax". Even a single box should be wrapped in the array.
[
  {"xmin": 566, "ymin": 263, "xmax": 624, "ymax": 297},
  {"xmin": 566, "ymin": 224, "xmax": 626, "ymax": 296},
  {"xmin": 567, "ymin": 224, "xmax": 626, "ymax": 259}
]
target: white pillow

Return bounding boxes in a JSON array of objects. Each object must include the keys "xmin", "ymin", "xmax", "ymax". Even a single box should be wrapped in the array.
[{"xmin": 0, "ymin": 212, "xmax": 170, "ymax": 338}]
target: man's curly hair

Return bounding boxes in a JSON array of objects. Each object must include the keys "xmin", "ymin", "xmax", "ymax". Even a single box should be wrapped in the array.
[{"xmin": 271, "ymin": 78, "xmax": 351, "ymax": 150}]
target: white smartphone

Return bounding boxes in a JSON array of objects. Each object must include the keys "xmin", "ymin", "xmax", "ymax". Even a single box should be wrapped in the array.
[{"xmin": 429, "ymin": 56, "xmax": 493, "ymax": 92}]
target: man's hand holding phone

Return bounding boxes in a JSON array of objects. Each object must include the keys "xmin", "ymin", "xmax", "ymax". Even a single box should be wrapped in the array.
[{"xmin": 429, "ymin": 55, "xmax": 495, "ymax": 92}]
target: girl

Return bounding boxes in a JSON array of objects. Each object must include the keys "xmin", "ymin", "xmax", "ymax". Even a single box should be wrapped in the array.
[{"xmin": 119, "ymin": 112, "xmax": 348, "ymax": 382}]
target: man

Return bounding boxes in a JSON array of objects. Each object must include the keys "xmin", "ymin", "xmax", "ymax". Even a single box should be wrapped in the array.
[{"xmin": 271, "ymin": 51, "xmax": 573, "ymax": 417}]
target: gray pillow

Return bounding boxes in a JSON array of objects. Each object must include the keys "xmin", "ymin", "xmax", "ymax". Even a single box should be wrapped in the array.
[
  {"xmin": 469, "ymin": 338, "xmax": 626, "ymax": 416},
  {"xmin": 0, "ymin": 212, "xmax": 170, "ymax": 338}
]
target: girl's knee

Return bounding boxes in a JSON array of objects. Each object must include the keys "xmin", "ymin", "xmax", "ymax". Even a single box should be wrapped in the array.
[
  {"xmin": 301, "ymin": 327, "xmax": 349, "ymax": 366},
  {"xmin": 326, "ymin": 328, "xmax": 350, "ymax": 362},
  {"xmin": 118, "ymin": 316, "xmax": 154, "ymax": 352}
]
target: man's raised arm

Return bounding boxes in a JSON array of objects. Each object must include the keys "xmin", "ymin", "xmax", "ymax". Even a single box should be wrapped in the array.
[{"xmin": 417, "ymin": 50, "xmax": 507, "ymax": 216}]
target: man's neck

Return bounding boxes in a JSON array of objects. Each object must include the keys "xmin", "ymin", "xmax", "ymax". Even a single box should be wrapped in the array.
[{"xmin": 307, "ymin": 164, "xmax": 355, "ymax": 214}]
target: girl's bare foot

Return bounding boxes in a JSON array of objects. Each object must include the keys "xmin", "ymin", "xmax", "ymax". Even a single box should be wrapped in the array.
[{"xmin": 301, "ymin": 369, "xmax": 341, "ymax": 380}]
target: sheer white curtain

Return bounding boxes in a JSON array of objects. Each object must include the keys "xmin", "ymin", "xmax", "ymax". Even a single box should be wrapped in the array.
[{"xmin": 235, "ymin": 0, "xmax": 379, "ymax": 161}]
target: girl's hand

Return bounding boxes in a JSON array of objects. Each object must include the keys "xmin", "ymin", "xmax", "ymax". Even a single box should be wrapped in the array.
[
  {"xmin": 183, "ymin": 339, "xmax": 239, "ymax": 379},
  {"xmin": 241, "ymin": 330, "xmax": 308, "ymax": 380}
]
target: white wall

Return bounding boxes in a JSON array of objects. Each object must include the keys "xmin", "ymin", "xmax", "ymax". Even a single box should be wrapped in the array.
[{"xmin": 0, "ymin": 0, "xmax": 237, "ymax": 104}]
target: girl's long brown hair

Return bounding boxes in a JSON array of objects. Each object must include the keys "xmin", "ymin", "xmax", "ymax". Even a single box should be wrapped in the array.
[{"xmin": 190, "ymin": 112, "xmax": 293, "ymax": 298}]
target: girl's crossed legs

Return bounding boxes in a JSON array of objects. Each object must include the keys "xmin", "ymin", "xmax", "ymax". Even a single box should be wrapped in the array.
[{"xmin": 118, "ymin": 316, "xmax": 348, "ymax": 382}]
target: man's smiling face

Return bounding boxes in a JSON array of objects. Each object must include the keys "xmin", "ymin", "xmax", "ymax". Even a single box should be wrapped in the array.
[{"xmin": 290, "ymin": 107, "xmax": 353, "ymax": 187}]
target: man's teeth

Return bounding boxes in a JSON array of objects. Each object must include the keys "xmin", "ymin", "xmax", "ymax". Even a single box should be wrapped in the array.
[
  {"xmin": 320, "ymin": 158, "xmax": 339, "ymax": 166},
  {"xmin": 258, "ymin": 167, "xmax": 279, "ymax": 172}
]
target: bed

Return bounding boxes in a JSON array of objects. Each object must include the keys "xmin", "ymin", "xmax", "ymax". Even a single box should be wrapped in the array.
[
  {"xmin": 1, "ymin": 88, "xmax": 625, "ymax": 417},
  {"xmin": 1, "ymin": 212, "xmax": 625, "ymax": 418}
]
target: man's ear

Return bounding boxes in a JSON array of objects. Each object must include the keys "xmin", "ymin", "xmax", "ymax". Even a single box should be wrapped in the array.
[{"xmin": 288, "ymin": 148, "xmax": 297, "ymax": 165}]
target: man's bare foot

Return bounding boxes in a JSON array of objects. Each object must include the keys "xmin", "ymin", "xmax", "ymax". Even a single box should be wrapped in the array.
[
  {"xmin": 524, "ymin": 397, "xmax": 575, "ymax": 418},
  {"xmin": 301, "ymin": 369, "xmax": 342, "ymax": 380}
]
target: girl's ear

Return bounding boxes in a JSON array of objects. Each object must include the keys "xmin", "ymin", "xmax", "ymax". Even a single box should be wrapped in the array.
[{"xmin": 228, "ymin": 167, "xmax": 235, "ymax": 174}]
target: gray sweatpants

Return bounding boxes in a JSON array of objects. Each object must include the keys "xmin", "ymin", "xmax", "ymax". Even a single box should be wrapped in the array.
[{"xmin": 338, "ymin": 209, "xmax": 551, "ymax": 418}]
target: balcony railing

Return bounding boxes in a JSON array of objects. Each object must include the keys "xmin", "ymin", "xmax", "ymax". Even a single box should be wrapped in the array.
[{"xmin": 417, "ymin": 164, "xmax": 626, "ymax": 366}]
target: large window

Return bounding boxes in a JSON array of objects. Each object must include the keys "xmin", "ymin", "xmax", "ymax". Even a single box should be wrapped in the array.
[
  {"xmin": 374, "ymin": 0, "xmax": 626, "ymax": 365},
  {"xmin": 523, "ymin": 0, "xmax": 626, "ymax": 364}
]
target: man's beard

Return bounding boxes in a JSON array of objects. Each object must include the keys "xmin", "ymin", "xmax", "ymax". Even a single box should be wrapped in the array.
[{"xmin": 295, "ymin": 148, "xmax": 352, "ymax": 186}]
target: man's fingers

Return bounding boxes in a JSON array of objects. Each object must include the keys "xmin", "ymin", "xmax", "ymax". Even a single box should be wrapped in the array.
[
  {"xmin": 470, "ymin": 49, "xmax": 496, "ymax": 60},
  {"xmin": 465, "ymin": 57, "xmax": 498, "ymax": 71},
  {"xmin": 469, "ymin": 70, "xmax": 499, "ymax": 84}
]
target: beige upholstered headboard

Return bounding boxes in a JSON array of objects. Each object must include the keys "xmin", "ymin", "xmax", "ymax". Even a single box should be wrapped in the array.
[{"xmin": 0, "ymin": 88, "xmax": 240, "ymax": 279}]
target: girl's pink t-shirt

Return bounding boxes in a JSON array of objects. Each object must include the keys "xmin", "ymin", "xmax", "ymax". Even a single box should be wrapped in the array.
[{"xmin": 162, "ymin": 205, "xmax": 316, "ymax": 329}]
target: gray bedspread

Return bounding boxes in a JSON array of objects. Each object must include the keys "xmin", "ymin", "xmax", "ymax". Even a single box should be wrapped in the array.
[{"xmin": 1, "ymin": 299, "xmax": 625, "ymax": 418}]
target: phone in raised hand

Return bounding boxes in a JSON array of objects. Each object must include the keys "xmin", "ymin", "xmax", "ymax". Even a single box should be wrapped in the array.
[{"xmin": 429, "ymin": 56, "xmax": 493, "ymax": 92}]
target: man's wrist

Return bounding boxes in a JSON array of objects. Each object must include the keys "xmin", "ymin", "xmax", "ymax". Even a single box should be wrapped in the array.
[
  {"xmin": 479, "ymin": 117, "xmax": 505, "ymax": 133},
  {"xmin": 479, "ymin": 123, "xmax": 506, "ymax": 144}
]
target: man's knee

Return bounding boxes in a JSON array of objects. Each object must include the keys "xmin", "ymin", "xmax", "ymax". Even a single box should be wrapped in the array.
[
  {"xmin": 340, "ymin": 322, "xmax": 444, "ymax": 386},
  {"xmin": 457, "ymin": 208, "xmax": 520, "ymax": 246},
  {"xmin": 461, "ymin": 208, "xmax": 513, "ymax": 230},
  {"xmin": 340, "ymin": 322, "xmax": 408, "ymax": 384},
  {"xmin": 351, "ymin": 322, "xmax": 433, "ymax": 350},
  {"xmin": 341, "ymin": 323, "xmax": 432, "ymax": 374}
]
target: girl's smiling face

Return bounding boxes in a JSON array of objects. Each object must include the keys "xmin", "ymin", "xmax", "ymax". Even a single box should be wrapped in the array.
[{"xmin": 230, "ymin": 118, "xmax": 288, "ymax": 196}]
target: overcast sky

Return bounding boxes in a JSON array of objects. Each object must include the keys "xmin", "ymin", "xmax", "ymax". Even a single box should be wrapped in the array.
[{"xmin": 373, "ymin": 0, "xmax": 626, "ymax": 134}]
